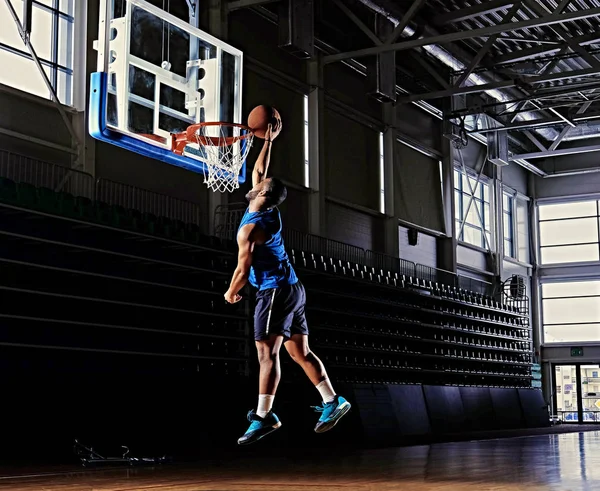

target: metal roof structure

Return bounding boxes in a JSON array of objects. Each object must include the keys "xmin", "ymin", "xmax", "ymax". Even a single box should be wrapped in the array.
[{"xmin": 238, "ymin": 0, "xmax": 600, "ymax": 171}]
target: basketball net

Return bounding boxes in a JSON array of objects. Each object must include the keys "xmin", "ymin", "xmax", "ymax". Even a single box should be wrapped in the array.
[{"xmin": 177, "ymin": 123, "xmax": 253, "ymax": 193}]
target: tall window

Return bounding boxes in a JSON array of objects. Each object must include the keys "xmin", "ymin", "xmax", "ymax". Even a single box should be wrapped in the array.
[
  {"xmin": 454, "ymin": 168, "xmax": 491, "ymax": 250},
  {"xmin": 303, "ymin": 94, "xmax": 309, "ymax": 188},
  {"xmin": 542, "ymin": 281, "xmax": 600, "ymax": 343},
  {"xmin": 538, "ymin": 199, "xmax": 600, "ymax": 264},
  {"xmin": 0, "ymin": 0, "xmax": 74, "ymax": 105},
  {"xmin": 379, "ymin": 132, "xmax": 385, "ymax": 214},
  {"xmin": 503, "ymin": 191, "xmax": 515, "ymax": 258}
]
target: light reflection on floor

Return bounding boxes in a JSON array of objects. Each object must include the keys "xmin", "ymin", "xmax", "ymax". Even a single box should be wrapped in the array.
[{"xmin": 0, "ymin": 431, "xmax": 599, "ymax": 490}]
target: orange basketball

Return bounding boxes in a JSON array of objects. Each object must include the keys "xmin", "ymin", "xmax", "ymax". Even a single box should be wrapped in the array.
[{"xmin": 247, "ymin": 105, "xmax": 281, "ymax": 139}]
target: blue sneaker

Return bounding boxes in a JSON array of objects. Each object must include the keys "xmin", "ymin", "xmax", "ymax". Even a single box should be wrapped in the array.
[
  {"xmin": 237, "ymin": 409, "xmax": 282, "ymax": 445},
  {"xmin": 312, "ymin": 395, "xmax": 351, "ymax": 433}
]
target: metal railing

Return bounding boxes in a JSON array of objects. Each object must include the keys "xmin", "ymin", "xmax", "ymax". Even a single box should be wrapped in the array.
[
  {"xmin": 416, "ymin": 264, "xmax": 458, "ymax": 287},
  {"xmin": 96, "ymin": 179, "xmax": 205, "ymax": 227},
  {"xmin": 0, "ymin": 149, "xmax": 94, "ymax": 198},
  {"xmin": 458, "ymin": 274, "xmax": 494, "ymax": 296},
  {"xmin": 366, "ymin": 250, "xmax": 416, "ymax": 278}
]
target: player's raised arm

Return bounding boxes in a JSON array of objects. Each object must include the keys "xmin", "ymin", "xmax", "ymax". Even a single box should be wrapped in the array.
[
  {"xmin": 252, "ymin": 121, "xmax": 282, "ymax": 186},
  {"xmin": 224, "ymin": 223, "xmax": 265, "ymax": 304}
]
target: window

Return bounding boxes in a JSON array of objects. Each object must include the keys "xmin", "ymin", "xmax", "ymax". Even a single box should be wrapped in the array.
[
  {"xmin": 379, "ymin": 132, "xmax": 385, "ymax": 214},
  {"xmin": 503, "ymin": 191, "xmax": 515, "ymax": 258},
  {"xmin": 0, "ymin": 0, "xmax": 74, "ymax": 105},
  {"xmin": 303, "ymin": 94, "xmax": 309, "ymax": 188},
  {"xmin": 503, "ymin": 188, "xmax": 530, "ymax": 263},
  {"xmin": 454, "ymin": 167, "xmax": 492, "ymax": 249},
  {"xmin": 538, "ymin": 199, "xmax": 600, "ymax": 265},
  {"xmin": 542, "ymin": 280, "xmax": 600, "ymax": 343}
]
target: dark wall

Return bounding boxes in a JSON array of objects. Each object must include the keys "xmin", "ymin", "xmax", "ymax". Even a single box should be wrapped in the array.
[{"xmin": 326, "ymin": 201, "xmax": 385, "ymax": 252}]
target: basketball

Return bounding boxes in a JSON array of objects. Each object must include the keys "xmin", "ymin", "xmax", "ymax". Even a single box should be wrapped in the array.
[{"xmin": 248, "ymin": 105, "xmax": 281, "ymax": 139}]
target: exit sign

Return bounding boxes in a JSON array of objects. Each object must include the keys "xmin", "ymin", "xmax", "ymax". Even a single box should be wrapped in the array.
[{"xmin": 571, "ymin": 347, "xmax": 584, "ymax": 357}]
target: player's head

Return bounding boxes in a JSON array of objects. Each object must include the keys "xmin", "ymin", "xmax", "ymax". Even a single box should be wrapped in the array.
[{"xmin": 245, "ymin": 177, "xmax": 287, "ymax": 209}]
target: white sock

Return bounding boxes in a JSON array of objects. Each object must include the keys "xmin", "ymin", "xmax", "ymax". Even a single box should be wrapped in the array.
[
  {"xmin": 257, "ymin": 394, "xmax": 275, "ymax": 418},
  {"xmin": 316, "ymin": 379, "xmax": 336, "ymax": 403}
]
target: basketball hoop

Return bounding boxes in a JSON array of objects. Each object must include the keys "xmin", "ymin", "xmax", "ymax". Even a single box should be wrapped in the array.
[{"xmin": 172, "ymin": 122, "xmax": 254, "ymax": 193}]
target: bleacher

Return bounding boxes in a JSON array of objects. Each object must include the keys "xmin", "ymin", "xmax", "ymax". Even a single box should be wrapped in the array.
[{"xmin": 0, "ymin": 150, "xmax": 546, "ymax": 460}]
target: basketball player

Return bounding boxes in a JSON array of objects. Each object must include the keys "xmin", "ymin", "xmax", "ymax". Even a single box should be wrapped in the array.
[{"xmin": 224, "ymin": 119, "xmax": 351, "ymax": 445}]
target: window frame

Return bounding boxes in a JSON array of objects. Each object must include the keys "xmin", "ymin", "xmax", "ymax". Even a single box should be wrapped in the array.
[
  {"xmin": 537, "ymin": 197, "xmax": 600, "ymax": 267},
  {"xmin": 503, "ymin": 188, "xmax": 516, "ymax": 259},
  {"xmin": 0, "ymin": 0, "xmax": 75, "ymax": 105},
  {"xmin": 541, "ymin": 277, "xmax": 600, "ymax": 345},
  {"xmin": 454, "ymin": 166, "xmax": 493, "ymax": 251}
]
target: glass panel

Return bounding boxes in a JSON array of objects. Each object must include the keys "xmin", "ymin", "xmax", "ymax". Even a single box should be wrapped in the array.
[
  {"xmin": 483, "ymin": 203, "xmax": 491, "ymax": 231},
  {"xmin": 539, "ymin": 217, "xmax": 598, "ymax": 246},
  {"xmin": 503, "ymin": 213, "xmax": 512, "ymax": 239},
  {"xmin": 505, "ymin": 239, "xmax": 514, "ymax": 257},
  {"xmin": 539, "ymin": 200, "xmax": 597, "ymax": 221},
  {"xmin": 463, "ymin": 225, "xmax": 482, "ymax": 248},
  {"xmin": 57, "ymin": 68, "xmax": 71, "ymax": 105},
  {"xmin": 58, "ymin": 16, "xmax": 73, "ymax": 68},
  {"xmin": 543, "ymin": 281, "xmax": 600, "ymax": 299},
  {"xmin": 0, "ymin": 0, "xmax": 26, "ymax": 47},
  {"xmin": 543, "ymin": 296, "xmax": 600, "ymax": 325},
  {"xmin": 31, "ymin": 5, "xmax": 53, "ymax": 62},
  {"xmin": 545, "ymin": 324, "xmax": 600, "ymax": 343},
  {"xmin": 59, "ymin": 0, "xmax": 75, "ymax": 16},
  {"xmin": 485, "ymin": 231, "xmax": 492, "ymax": 250},
  {"xmin": 540, "ymin": 244, "xmax": 599, "ymax": 264},
  {"xmin": 454, "ymin": 190, "xmax": 462, "ymax": 217},
  {"xmin": 555, "ymin": 365, "xmax": 578, "ymax": 422},
  {"xmin": 483, "ymin": 183, "xmax": 490, "ymax": 203},
  {"xmin": 454, "ymin": 170, "xmax": 460, "ymax": 190},
  {"xmin": 455, "ymin": 220, "xmax": 463, "ymax": 240},
  {"xmin": 465, "ymin": 197, "xmax": 479, "ymax": 226},
  {"xmin": 517, "ymin": 200, "xmax": 529, "ymax": 263},
  {"xmin": 503, "ymin": 193, "xmax": 510, "ymax": 210},
  {"xmin": 581, "ymin": 365, "xmax": 600, "ymax": 422},
  {"xmin": 0, "ymin": 49, "xmax": 49, "ymax": 98}
]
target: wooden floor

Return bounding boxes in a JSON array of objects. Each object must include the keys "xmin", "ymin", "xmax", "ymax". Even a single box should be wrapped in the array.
[{"xmin": 1, "ymin": 431, "xmax": 599, "ymax": 491}]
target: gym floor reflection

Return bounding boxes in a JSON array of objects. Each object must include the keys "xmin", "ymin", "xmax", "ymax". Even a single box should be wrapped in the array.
[{"xmin": 1, "ymin": 431, "xmax": 599, "ymax": 490}]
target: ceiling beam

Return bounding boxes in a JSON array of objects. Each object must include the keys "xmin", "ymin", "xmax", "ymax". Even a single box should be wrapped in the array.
[
  {"xmin": 385, "ymin": 0, "xmax": 427, "ymax": 44},
  {"xmin": 549, "ymin": 100, "xmax": 593, "ymax": 150},
  {"xmin": 511, "ymin": 143, "xmax": 600, "ymax": 160},
  {"xmin": 323, "ymin": 7, "xmax": 600, "ymax": 64},
  {"xmin": 397, "ymin": 67, "xmax": 600, "ymax": 103},
  {"xmin": 492, "ymin": 32, "xmax": 600, "ymax": 65},
  {"xmin": 432, "ymin": 0, "xmax": 515, "ymax": 25},
  {"xmin": 453, "ymin": 2, "xmax": 523, "ymax": 88},
  {"xmin": 331, "ymin": 0, "xmax": 382, "ymax": 47}
]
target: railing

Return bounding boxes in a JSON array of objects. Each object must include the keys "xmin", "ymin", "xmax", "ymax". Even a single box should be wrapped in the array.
[
  {"xmin": 366, "ymin": 250, "xmax": 416, "ymax": 278},
  {"xmin": 458, "ymin": 274, "xmax": 494, "ymax": 296},
  {"xmin": 96, "ymin": 179, "xmax": 205, "ymax": 228},
  {"xmin": 416, "ymin": 264, "xmax": 458, "ymax": 287},
  {"xmin": 0, "ymin": 149, "xmax": 94, "ymax": 198}
]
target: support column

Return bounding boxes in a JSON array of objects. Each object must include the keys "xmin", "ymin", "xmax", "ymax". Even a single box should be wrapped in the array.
[
  {"xmin": 307, "ymin": 56, "xmax": 325, "ymax": 236},
  {"xmin": 438, "ymin": 125, "xmax": 457, "ymax": 273},
  {"xmin": 207, "ymin": 0, "xmax": 228, "ymax": 235},
  {"xmin": 383, "ymin": 102, "xmax": 398, "ymax": 257}
]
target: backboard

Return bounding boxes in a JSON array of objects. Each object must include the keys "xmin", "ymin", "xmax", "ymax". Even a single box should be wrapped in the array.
[{"xmin": 89, "ymin": 0, "xmax": 247, "ymax": 184}]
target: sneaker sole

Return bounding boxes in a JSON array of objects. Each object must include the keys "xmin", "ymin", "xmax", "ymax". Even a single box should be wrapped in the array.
[
  {"xmin": 237, "ymin": 421, "xmax": 282, "ymax": 445},
  {"xmin": 314, "ymin": 401, "xmax": 351, "ymax": 434}
]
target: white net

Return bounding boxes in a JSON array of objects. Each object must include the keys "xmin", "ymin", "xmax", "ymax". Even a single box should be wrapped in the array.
[{"xmin": 190, "ymin": 125, "xmax": 254, "ymax": 193}]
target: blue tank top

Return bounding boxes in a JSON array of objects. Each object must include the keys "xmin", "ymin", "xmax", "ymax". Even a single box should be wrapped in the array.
[{"xmin": 238, "ymin": 207, "xmax": 298, "ymax": 290}]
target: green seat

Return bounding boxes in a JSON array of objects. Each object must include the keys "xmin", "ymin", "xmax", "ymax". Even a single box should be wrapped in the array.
[
  {"xmin": 142, "ymin": 212, "xmax": 157, "ymax": 235},
  {"xmin": 17, "ymin": 182, "xmax": 38, "ymax": 208},
  {"xmin": 185, "ymin": 223, "xmax": 201, "ymax": 244},
  {"xmin": 128, "ymin": 209, "xmax": 143, "ymax": 231},
  {"xmin": 0, "ymin": 177, "xmax": 18, "ymax": 204},
  {"xmin": 56, "ymin": 192, "xmax": 77, "ymax": 216},
  {"xmin": 171, "ymin": 219, "xmax": 186, "ymax": 241},
  {"xmin": 95, "ymin": 200, "xmax": 115, "ymax": 225},
  {"xmin": 157, "ymin": 216, "xmax": 173, "ymax": 238},
  {"xmin": 38, "ymin": 187, "xmax": 60, "ymax": 214},
  {"xmin": 112, "ymin": 205, "xmax": 133, "ymax": 229},
  {"xmin": 75, "ymin": 196, "xmax": 95, "ymax": 221}
]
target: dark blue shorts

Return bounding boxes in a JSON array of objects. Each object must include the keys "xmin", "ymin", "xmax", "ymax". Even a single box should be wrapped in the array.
[{"xmin": 253, "ymin": 281, "xmax": 309, "ymax": 341}]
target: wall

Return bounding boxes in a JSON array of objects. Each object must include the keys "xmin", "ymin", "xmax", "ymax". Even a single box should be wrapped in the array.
[{"xmin": 398, "ymin": 225, "xmax": 437, "ymax": 267}]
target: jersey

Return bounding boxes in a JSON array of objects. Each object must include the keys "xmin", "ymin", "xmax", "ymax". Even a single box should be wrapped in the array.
[{"xmin": 238, "ymin": 207, "xmax": 298, "ymax": 290}]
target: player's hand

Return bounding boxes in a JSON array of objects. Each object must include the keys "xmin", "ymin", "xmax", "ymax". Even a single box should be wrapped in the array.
[
  {"xmin": 266, "ymin": 120, "xmax": 282, "ymax": 142},
  {"xmin": 224, "ymin": 290, "xmax": 242, "ymax": 304}
]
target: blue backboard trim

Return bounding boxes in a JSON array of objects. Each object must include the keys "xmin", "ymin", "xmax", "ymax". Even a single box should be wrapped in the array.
[{"xmin": 88, "ymin": 72, "xmax": 246, "ymax": 184}]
